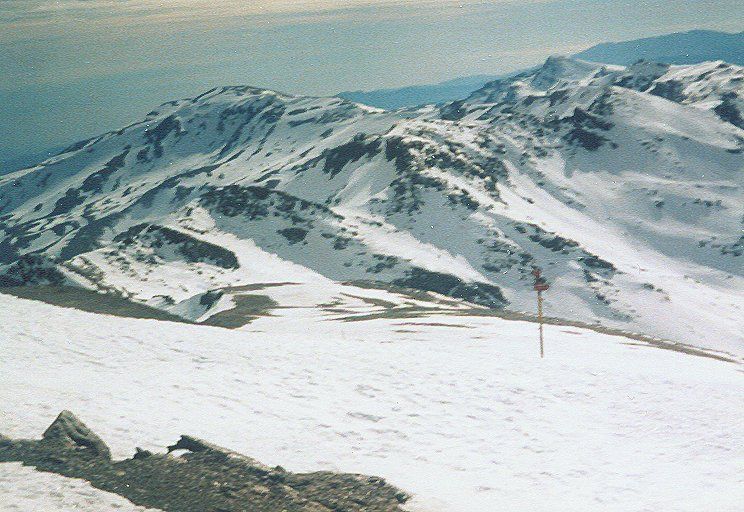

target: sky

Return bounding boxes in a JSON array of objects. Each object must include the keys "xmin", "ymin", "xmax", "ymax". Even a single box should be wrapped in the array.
[{"xmin": 1, "ymin": 0, "xmax": 743, "ymax": 162}]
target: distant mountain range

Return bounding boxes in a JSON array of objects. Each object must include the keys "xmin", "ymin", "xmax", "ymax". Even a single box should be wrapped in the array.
[
  {"xmin": 337, "ymin": 74, "xmax": 506, "ymax": 110},
  {"xmin": 575, "ymin": 29, "xmax": 744, "ymax": 66},
  {"xmin": 338, "ymin": 30, "xmax": 744, "ymax": 109},
  {"xmin": 3, "ymin": 29, "xmax": 741, "ymax": 177},
  {"xmin": 2, "ymin": 56, "xmax": 742, "ymax": 355}
]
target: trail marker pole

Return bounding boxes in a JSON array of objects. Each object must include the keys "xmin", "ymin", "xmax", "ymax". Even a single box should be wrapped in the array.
[
  {"xmin": 532, "ymin": 267, "xmax": 549, "ymax": 358},
  {"xmin": 538, "ymin": 289, "xmax": 544, "ymax": 358}
]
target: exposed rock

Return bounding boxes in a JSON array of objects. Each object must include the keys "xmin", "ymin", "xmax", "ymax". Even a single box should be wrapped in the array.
[
  {"xmin": 167, "ymin": 434, "xmax": 231, "ymax": 455},
  {"xmin": 393, "ymin": 267, "xmax": 508, "ymax": 308},
  {"xmin": 41, "ymin": 410, "xmax": 111, "ymax": 460},
  {"xmin": 0, "ymin": 254, "xmax": 67, "ymax": 287},
  {"xmin": 0, "ymin": 411, "xmax": 410, "ymax": 512},
  {"xmin": 133, "ymin": 447, "xmax": 153, "ymax": 460}
]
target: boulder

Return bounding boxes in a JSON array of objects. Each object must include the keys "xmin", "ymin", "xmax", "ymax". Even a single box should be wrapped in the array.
[{"xmin": 42, "ymin": 410, "xmax": 111, "ymax": 459}]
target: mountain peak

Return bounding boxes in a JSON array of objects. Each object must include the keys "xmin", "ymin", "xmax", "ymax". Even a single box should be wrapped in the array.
[{"xmin": 531, "ymin": 55, "xmax": 613, "ymax": 89}]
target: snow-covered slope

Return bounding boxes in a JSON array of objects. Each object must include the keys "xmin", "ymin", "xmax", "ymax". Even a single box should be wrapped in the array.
[
  {"xmin": 1, "ymin": 293, "xmax": 742, "ymax": 511},
  {"xmin": 1, "ymin": 57, "xmax": 742, "ymax": 355}
]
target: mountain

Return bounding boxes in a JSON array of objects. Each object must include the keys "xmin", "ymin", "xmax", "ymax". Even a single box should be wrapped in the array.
[
  {"xmin": 338, "ymin": 74, "xmax": 504, "ymax": 110},
  {"xmin": 575, "ymin": 29, "xmax": 744, "ymax": 66},
  {"xmin": 1, "ymin": 56, "xmax": 742, "ymax": 356},
  {"xmin": 337, "ymin": 30, "xmax": 744, "ymax": 110}
]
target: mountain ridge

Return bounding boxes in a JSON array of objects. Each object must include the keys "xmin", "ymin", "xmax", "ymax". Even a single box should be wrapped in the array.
[
  {"xmin": 338, "ymin": 30, "xmax": 744, "ymax": 109},
  {"xmin": 575, "ymin": 29, "xmax": 744, "ymax": 66},
  {"xmin": 1, "ymin": 56, "xmax": 742, "ymax": 355}
]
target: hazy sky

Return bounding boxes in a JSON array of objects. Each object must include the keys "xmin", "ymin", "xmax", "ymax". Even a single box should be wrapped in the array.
[{"xmin": 1, "ymin": 0, "xmax": 742, "ymax": 161}]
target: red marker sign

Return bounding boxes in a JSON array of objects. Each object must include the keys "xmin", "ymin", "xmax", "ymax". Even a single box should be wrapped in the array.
[{"xmin": 532, "ymin": 268, "xmax": 550, "ymax": 292}]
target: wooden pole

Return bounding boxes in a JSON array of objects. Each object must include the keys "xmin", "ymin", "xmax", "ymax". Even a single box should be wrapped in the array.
[
  {"xmin": 538, "ymin": 290, "xmax": 544, "ymax": 358},
  {"xmin": 532, "ymin": 266, "xmax": 548, "ymax": 359}
]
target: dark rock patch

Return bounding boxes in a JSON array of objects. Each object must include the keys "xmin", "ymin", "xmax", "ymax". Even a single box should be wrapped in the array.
[
  {"xmin": 198, "ymin": 289, "xmax": 224, "ymax": 308},
  {"xmin": 551, "ymin": 107, "xmax": 613, "ymax": 151},
  {"xmin": 114, "ymin": 224, "xmax": 240, "ymax": 269},
  {"xmin": 0, "ymin": 285, "xmax": 190, "ymax": 323},
  {"xmin": 648, "ymin": 80, "xmax": 686, "ymax": 103},
  {"xmin": 322, "ymin": 135, "xmax": 382, "ymax": 179},
  {"xmin": 447, "ymin": 189, "xmax": 480, "ymax": 211},
  {"xmin": 288, "ymin": 117, "xmax": 317, "ymax": 127},
  {"xmin": 50, "ymin": 188, "xmax": 85, "ymax": 216},
  {"xmin": 42, "ymin": 410, "xmax": 111, "ymax": 459},
  {"xmin": 218, "ymin": 98, "xmax": 285, "ymax": 158},
  {"xmin": 0, "ymin": 254, "xmax": 66, "ymax": 287},
  {"xmin": 80, "ymin": 150, "xmax": 130, "ymax": 194},
  {"xmin": 144, "ymin": 115, "xmax": 182, "ymax": 144},
  {"xmin": 278, "ymin": 227, "xmax": 309, "ymax": 244},
  {"xmin": 528, "ymin": 232, "xmax": 579, "ymax": 253},
  {"xmin": 136, "ymin": 147, "xmax": 150, "ymax": 162},
  {"xmin": 201, "ymin": 185, "xmax": 342, "ymax": 225},
  {"xmin": 366, "ymin": 254, "xmax": 398, "ymax": 274},
  {"xmin": 58, "ymin": 213, "xmax": 123, "ymax": 261},
  {"xmin": 59, "ymin": 136, "xmax": 96, "ymax": 155},
  {"xmin": 202, "ymin": 294, "xmax": 279, "ymax": 328},
  {"xmin": 578, "ymin": 255, "xmax": 616, "ymax": 272},
  {"xmin": 713, "ymin": 93, "xmax": 744, "ymax": 129},
  {"xmin": 392, "ymin": 267, "xmax": 508, "ymax": 308},
  {"xmin": 439, "ymin": 99, "xmax": 468, "ymax": 121}
]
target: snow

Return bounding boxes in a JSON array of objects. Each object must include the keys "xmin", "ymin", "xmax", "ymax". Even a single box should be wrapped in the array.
[
  {"xmin": 494, "ymin": 150, "xmax": 744, "ymax": 357},
  {"xmin": 341, "ymin": 210, "xmax": 490, "ymax": 283},
  {"xmin": 0, "ymin": 462, "xmax": 162, "ymax": 511},
  {"xmin": 1, "ymin": 293, "xmax": 742, "ymax": 511}
]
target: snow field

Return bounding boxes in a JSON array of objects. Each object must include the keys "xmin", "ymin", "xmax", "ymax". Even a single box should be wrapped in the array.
[{"xmin": 1, "ymin": 293, "xmax": 742, "ymax": 511}]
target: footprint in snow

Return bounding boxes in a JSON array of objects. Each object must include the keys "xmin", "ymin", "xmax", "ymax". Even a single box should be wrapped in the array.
[{"xmin": 347, "ymin": 412, "xmax": 384, "ymax": 422}]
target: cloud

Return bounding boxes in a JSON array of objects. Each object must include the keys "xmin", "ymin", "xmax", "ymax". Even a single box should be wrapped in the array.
[
  {"xmin": 1, "ymin": 1, "xmax": 444, "ymax": 23},
  {"xmin": 2, "ymin": 1, "xmax": 552, "ymax": 30}
]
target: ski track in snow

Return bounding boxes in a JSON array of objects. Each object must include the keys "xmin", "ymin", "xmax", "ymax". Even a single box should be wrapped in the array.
[{"xmin": 1, "ymin": 294, "xmax": 742, "ymax": 511}]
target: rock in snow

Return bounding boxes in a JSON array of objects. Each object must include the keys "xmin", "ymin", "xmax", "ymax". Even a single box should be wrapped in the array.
[
  {"xmin": 1, "ymin": 411, "xmax": 409, "ymax": 512},
  {"xmin": 42, "ymin": 410, "xmax": 112, "ymax": 459}
]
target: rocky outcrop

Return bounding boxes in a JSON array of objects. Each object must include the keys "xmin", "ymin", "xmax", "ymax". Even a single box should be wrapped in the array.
[
  {"xmin": 41, "ymin": 410, "xmax": 112, "ymax": 459},
  {"xmin": 0, "ymin": 411, "xmax": 410, "ymax": 512}
]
